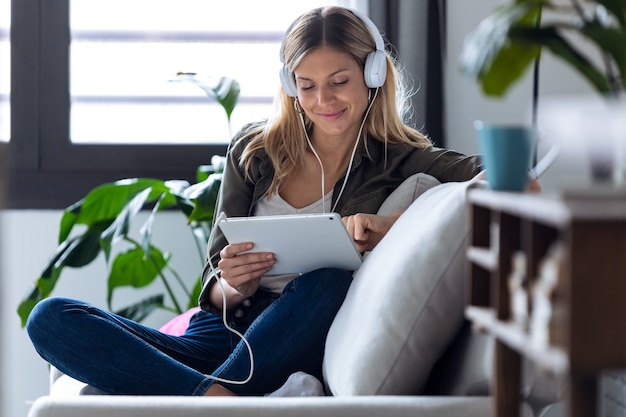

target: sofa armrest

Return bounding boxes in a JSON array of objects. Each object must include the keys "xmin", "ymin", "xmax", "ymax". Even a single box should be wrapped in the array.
[{"xmin": 28, "ymin": 396, "xmax": 496, "ymax": 417}]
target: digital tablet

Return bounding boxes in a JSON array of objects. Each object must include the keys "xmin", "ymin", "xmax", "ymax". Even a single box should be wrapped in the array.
[{"xmin": 217, "ymin": 213, "xmax": 363, "ymax": 275}]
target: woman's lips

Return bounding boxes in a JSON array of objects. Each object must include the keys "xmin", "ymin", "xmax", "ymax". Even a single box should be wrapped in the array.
[{"xmin": 319, "ymin": 109, "xmax": 345, "ymax": 121}]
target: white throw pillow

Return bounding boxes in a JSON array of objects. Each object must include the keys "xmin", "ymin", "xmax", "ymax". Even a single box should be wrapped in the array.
[
  {"xmin": 323, "ymin": 179, "xmax": 478, "ymax": 396},
  {"xmin": 376, "ymin": 173, "xmax": 441, "ymax": 216}
]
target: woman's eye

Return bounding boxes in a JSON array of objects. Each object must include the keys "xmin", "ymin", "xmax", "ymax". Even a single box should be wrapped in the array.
[
  {"xmin": 333, "ymin": 80, "xmax": 348, "ymax": 86},
  {"xmin": 300, "ymin": 85, "xmax": 314, "ymax": 91}
]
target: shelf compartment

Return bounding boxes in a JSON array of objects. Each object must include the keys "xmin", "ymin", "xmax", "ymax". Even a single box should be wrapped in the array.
[
  {"xmin": 467, "ymin": 246, "xmax": 497, "ymax": 271},
  {"xmin": 465, "ymin": 306, "xmax": 568, "ymax": 375}
]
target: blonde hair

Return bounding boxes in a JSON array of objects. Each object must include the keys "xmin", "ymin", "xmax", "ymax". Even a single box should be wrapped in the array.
[{"xmin": 240, "ymin": 6, "xmax": 431, "ymax": 197}]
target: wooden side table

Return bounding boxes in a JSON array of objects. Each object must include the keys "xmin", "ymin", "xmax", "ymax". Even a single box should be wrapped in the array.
[{"xmin": 466, "ymin": 189, "xmax": 626, "ymax": 417}]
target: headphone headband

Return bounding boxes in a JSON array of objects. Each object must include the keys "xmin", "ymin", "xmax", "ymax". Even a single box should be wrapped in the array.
[
  {"xmin": 279, "ymin": 7, "xmax": 387, "ymax": 97},
  {"xmin": 348, "ymin": 8, "xmax": 385, "ymax": 54}
]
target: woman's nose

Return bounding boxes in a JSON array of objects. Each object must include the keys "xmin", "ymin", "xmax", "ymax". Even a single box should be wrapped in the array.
[{"xmin": 317, "ymin": 86, "xmax": 334, "ymax": 105}]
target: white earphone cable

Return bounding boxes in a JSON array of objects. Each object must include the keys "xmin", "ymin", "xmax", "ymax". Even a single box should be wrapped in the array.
[
  {"xmin": 197, "ymin": 143, "xmax": 256, "ymax": 386},
  {"xmin": 297, "ymin": 87, "xmax": 379, "ymax": 213}
]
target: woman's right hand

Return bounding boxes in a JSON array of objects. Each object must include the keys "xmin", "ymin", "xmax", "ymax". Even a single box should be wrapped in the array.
[{"xmin": 217, "ymin": 242, "xmax": 276, "ymax": 298}]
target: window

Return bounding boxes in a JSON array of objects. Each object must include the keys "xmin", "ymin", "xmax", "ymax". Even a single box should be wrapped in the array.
[
  {"xmin": 0, "ymin": 0, "xmax": 8, "ymax": 142},
  {"xmin": 8, "ymin": 0, "xmax": 361, "ymax": 208}
]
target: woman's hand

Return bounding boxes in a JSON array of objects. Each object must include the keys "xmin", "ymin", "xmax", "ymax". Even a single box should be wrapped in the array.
[
  {"xmin": 217, "ymin": 242, "xmax": 275, "ymax": 298},
  {"xmin": 209, "ymin": 242, "xmax": 274, "ymax": 311},
  {"xmin": 525, "ymin": 177, "xmax": 542, "ymax": 192},
  {"xmin": 473, "ymin": 169, "xmax": 542, "ymax": 193},
  {"xmin": 342, "ymin": 212, "xmax": 402, "ymax": 253}
]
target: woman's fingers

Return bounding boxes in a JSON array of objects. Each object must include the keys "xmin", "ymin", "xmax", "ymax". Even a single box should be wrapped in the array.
[{"xmin": 218, "ymin": 243, "xmax": 275, "ymax": 295}]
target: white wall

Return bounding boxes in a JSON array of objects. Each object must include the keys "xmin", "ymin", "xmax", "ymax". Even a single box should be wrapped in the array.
[{"xmin": 1, "ymin": 1, "xmax": 603, "ymax": 416}]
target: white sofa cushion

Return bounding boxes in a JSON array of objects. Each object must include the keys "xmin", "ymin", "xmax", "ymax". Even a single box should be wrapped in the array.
[
  {"xmin": 376, "ymin": 173, "xmax": 441, "ymax": 216},
  {"xmin": 323, "ymin": 178, "xmax": 477, "ymax": 396}
]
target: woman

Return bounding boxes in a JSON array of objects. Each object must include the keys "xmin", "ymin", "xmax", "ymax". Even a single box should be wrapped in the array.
[{"xmin": 27, "ymin": 6, "xmax": 485, "ymax": 397}]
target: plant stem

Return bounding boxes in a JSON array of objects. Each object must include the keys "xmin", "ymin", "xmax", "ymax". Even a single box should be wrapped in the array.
[
  {"xmin": 165, "ymin": 264, "xmax": 190, "ymax": 298},
  {"xmin": 532, "ymin": 4, "xmax": 542, "ymax": 166},
  {"xmin": 603, "ymin": 54, "xmax": 621, "ymax": 95},
  {"xmin": 126, "ymin": 236, "xmax": 184, "ymax": 314},
  {"xmin": 153, "ymin": 262, "xmax": 183, "ymax": 314},
  {"xmin": 157, "ymin": 304, "xmax": 180, "ymax": 315},
  {"xmin": 191, "ymin": 224, "xmax": 210, "ymax": 265}
]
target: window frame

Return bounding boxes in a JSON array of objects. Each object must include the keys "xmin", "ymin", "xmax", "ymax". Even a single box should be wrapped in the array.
[{"xmin": 8, "ymin": 0, "xmax": 229, "ymax": 209}]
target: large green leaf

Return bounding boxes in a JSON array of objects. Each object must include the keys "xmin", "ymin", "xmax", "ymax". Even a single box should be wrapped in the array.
[
  {"xmin": 76, "ymin": 178, "xmax": 167, "ymax": 226},
  {"xmin": 107, "ymin": 246, "xmax": 169, "ymax": 308},
  {"xmin": 174, "ymin": 73, "xmax": 240, "ymax": 121},
  {"xmin": 481, "ymin": 35, "xmax": 540, "ymax": 96},
  {"xmin": 59, "ymin": 200, "xmax": 83, "ymax": 243},
  {"xmin": 17, "ymin": 221, "xmax": 112, "ymax": 327},
  {"xmin": 40, "ymin": 231, "xmax": 95, "ymax": 280},
  {"xmin": 513, "ymin": 26, "xmax": 613, "ymax": 93},
  {"xmin": 100, "ymin": 187, "xmax": 154, "ymax": 261},
  {"xmin": 62, "ymin": 222, "xmax": 112, "ymax": 268},
  {"xmin": 459, "ymin": 2, "xmax": 540, "ymax": 77},
  {"xmin": 186, "ymin": 173, "xmax": 223, "ymax": 223},
  {"xmin": 197, "ymin": 155, "xmax": 226, "ymax": 182},
  {"xmin": 163, "ymin": 180, "xmax": 195, "ymax": 218},
  {"xmin": 113, "ymin": 294, "xmax": 165, "ymax": 322},
  {"xmin": 40, "ymin": 220, "xmax": 111, "ymax": 282},
  {"xmin": 459, "ymin": 2, "xmax": 545, "ymax": 96},
  {"xmin": 16, "ymin": 267, "xmax": 62, "ymax": 327},
  {"xmin": 17, "ymin": 298, "xmax": 38, "ymax": 328},
  {"xmin": 581, "ymin": 22, "xmax": 626, "ymax": 82},
  {"xmin": 139, "ymin": 201, "xmax": 160, "ymax": 256},
  {"xmin": 159, "ymin": 180, "xmax": 190, "ymax": 209}
]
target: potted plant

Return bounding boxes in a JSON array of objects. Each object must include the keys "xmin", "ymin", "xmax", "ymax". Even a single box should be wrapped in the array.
[
  {"xmin": 17, "ymin": 74, "xmax": 240, "ymax": 327},
  {"xmin": 459, "ymin": 0, "xmax": 625, "ymax": 98}
]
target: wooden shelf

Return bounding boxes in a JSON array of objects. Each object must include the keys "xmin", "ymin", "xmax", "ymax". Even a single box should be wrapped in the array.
[
  {"xmin": 465, "ymin": 189, "xmax": 626, "ymax": 417},
  {"xmin": 469, "ymin": 187, "xmax": 626, "ymax": 223},
  {"xmin": 466, "ymin": 306, "xmax": 568, "ymax": 374},
  {"xmin": 466, "ymin": 247, "xmax": 497, "ymax": 271}
]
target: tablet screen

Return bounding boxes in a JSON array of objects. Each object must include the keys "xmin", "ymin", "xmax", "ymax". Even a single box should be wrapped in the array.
[{"xmin": 218, "ymin": 213, "xmax": 363, "ymax": 275}]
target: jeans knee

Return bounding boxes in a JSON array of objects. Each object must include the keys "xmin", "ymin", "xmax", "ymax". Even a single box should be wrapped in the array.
[
  {"xmin": 26, "ymin": 297, "xmax": 76, "ymax": 344},
  {"xmin": 314, "ymin": 267, "xmax": 352, "ymax": 290},
  {"xmin": 289, "ymin": 268, "xmax": 353, "ymax": 304}
]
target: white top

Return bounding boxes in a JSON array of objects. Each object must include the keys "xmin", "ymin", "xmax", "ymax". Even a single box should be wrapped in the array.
[{"xmin": 254, "ymin": 191, "xmax": 333, "ymax": 292}]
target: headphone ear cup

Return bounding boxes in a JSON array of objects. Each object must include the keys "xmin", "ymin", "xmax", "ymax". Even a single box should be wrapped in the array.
[
  {"xmin": 363, "ymin": 50, "xmax": 387, "ymax": 89},
  {"xmin": 279, "ymin": 65, "xmax": 298, "ymax": 97}
]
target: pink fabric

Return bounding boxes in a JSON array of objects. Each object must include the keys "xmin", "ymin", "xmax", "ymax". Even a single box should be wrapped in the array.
[{"xmin": 158, "ymin": 307, "xmax": 200, "ymax": 336}]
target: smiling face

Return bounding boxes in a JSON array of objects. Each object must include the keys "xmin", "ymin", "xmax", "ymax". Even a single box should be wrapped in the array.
[{"xmin": 293, "ymin": 46, "xmax": 370, "ymax": 142}]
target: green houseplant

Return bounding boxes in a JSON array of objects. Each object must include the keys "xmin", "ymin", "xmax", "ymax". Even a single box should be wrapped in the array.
[
  {"xmin": 17, "ymin": 74, "xmax": 240, "ymax": 327},
  {"xmin": 459, "ymin": 0, "xmax": 625, "ymax": 97}
]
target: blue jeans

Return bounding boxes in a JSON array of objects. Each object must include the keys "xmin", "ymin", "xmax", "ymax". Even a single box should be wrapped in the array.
[{"xmin": 26, "ymin": 268, "xmax": 352, "ymax": 396}]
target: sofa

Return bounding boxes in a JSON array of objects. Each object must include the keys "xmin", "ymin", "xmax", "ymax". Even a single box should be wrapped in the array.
[{"xmin": 27, "ymin": 175, "xmax": 561, "ymax": 417}]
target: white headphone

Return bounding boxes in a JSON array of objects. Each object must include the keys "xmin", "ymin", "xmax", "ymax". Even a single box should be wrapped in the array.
[{"xmin": 279, "ymin": 7, "xmax": 387, "ymax": 97}]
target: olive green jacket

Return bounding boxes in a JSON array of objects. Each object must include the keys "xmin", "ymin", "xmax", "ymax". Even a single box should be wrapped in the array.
[{"xmin": 199, "ymin": 121, "xmax": 483, "ymax": 311}]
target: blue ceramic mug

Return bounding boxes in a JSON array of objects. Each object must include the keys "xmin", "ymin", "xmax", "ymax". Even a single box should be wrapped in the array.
[{"xmin": 475, "ymin": 121, "xmax": 534, "ymax": 192}]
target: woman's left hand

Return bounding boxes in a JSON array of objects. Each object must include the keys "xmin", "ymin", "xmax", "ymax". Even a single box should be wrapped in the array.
[
  {"xmin": 342, "ymin": 212, "xmax": 402, "ymax": 253},
  {"xmin": 474, "ymin": 170, "xmax": 542, "ymax": 193}
]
